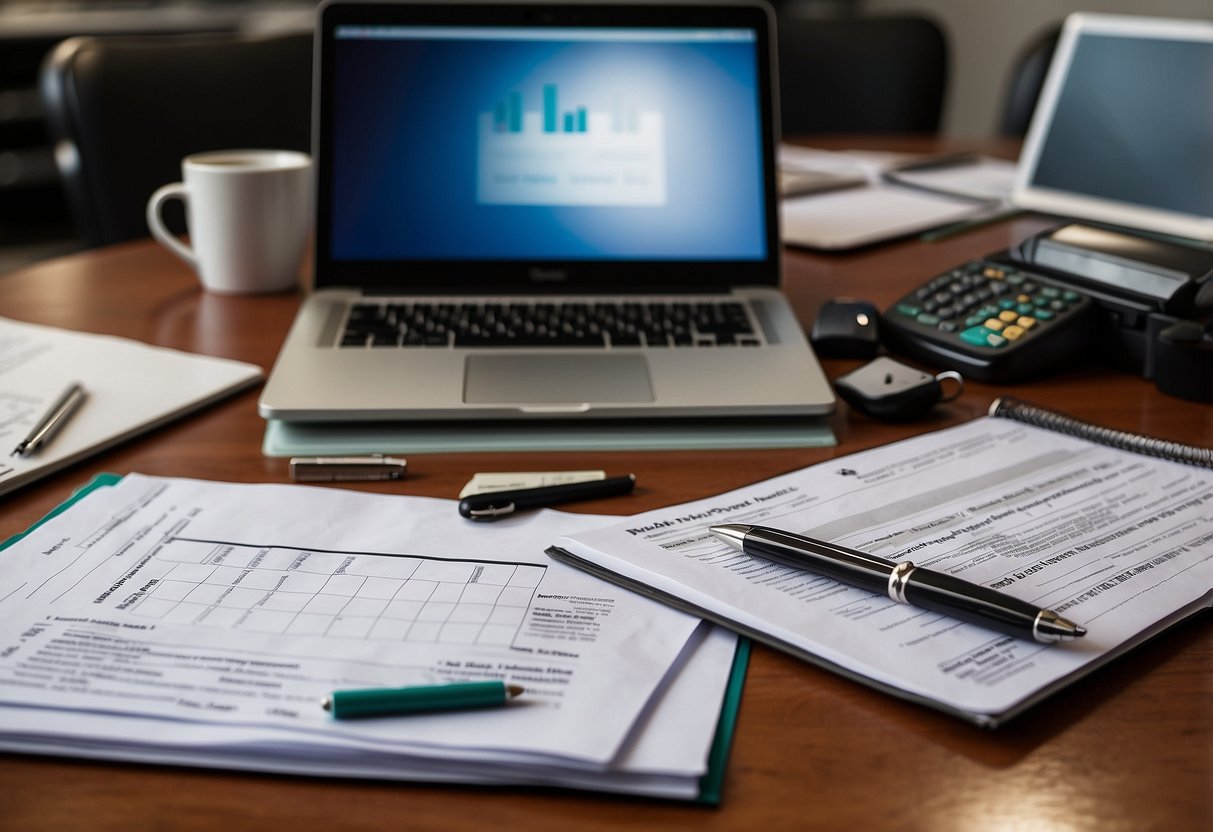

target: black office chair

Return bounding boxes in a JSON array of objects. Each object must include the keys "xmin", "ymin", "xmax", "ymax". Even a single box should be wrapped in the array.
[
  {"xmin": 998, "ymin": 25, "xmax": 1062, "ymax": 137},
  {"xmin": 777, "ymin": 15, "xmax": 948, "ymax": 136},
  {"xmin": 39, "ymin": 30, "xmax": 312, "ymax": 248}
]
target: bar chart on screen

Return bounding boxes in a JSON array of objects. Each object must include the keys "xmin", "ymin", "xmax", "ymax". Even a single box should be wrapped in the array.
[{"xmin": 478, "ymin": 82, "xmax": 666, "ymax": 206}]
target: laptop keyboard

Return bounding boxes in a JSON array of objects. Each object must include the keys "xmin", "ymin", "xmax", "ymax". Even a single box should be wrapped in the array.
[{"xmin": 339, "ymin": 299, "xmax": 763, "ymax": 348}]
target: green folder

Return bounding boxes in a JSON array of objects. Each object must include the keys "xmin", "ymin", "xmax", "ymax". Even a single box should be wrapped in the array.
[
  {"xmin": 698, "ymin": 636, "xmax": 750, "ymax": 806},
  {"xmin": 1, "ymin": 472, "xmax": 122, "ymax": 552}
]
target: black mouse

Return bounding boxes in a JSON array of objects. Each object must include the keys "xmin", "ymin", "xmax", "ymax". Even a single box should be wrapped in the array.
[{"xmin": 810, "ymin": 298, "xmax": 880, "ymax": 359}]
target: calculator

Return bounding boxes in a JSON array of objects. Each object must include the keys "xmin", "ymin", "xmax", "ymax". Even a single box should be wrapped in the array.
[{"xmin": 880, "ymin": 259, "xmax": 1097, "ymax": 381}]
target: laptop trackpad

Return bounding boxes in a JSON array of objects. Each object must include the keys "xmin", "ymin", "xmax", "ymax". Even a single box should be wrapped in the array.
[{"xmin": 464, "ymin": 354, "xmax": 654, "ymax": 404}]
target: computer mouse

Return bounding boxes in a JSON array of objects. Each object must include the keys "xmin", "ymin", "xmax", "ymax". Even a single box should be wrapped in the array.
[{"xmin": 810, "ymin": 298, "xmax": 880, "ymax": 359}]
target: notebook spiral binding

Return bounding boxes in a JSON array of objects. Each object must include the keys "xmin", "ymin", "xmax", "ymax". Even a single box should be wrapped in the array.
[{"xmin": 990, "ymin": 397, "xmax": 1213, "ymax": 470}]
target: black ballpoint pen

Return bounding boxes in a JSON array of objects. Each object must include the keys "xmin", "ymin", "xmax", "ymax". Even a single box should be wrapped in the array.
[
  {"xmin": 459, "ymin": 474, "xmax": 636, "ymax": 521},
  {"xmin": 710, "ymin": 523, "xmax": 1087, "ymax": 643}
]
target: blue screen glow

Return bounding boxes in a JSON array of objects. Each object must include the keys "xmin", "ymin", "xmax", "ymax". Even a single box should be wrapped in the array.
[{"xmin": 329, "ymin": 26, "xmax": 768, "ymax": 261}]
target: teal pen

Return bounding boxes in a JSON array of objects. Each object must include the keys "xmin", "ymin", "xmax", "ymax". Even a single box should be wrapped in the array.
[{"xmin": 322, "ymin": 680, "xmax": 524, "ymax": 719}]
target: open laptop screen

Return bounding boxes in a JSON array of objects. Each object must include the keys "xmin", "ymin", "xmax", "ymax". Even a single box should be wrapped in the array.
[{"xmin": 316, "ymin": 3, "xmax": 779, "ymax": 292}]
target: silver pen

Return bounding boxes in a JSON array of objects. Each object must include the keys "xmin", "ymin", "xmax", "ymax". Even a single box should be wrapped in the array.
[
  {"xmin": 289, "ymin": 455, "xmax": 407, "ymax": 482},
  {"xmin": 11, "ymin": 383, "xmax": 87, "ymax": 457}
]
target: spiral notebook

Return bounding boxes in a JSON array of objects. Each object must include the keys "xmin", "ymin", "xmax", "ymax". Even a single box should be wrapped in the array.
[
  {"xmin": 988, "ymin": 397, "xmax": 1212, "ymax": 467},
  {"xmin": 549, "ymin": 398, "xmax": 1213, "ymax": 726}
]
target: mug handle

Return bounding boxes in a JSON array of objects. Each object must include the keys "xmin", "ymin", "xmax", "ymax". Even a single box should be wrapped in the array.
[{"xmin": 146, "ymin": 183, "xmax": 197, "ymax": 268}]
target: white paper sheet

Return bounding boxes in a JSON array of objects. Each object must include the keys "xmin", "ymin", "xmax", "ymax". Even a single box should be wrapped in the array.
[
  {"xmin": 781, "ymin": 185, "xmax": 982, "ymax": 250},
  {"xmin": 0, "ymin": 475, "xmax": 734, "ymax": 795},
  {"xmin": 777, "ymin": 146, "xmax": 1019, "ymax": 249},
  {"xmin": 886, "ymin": 156, "xmax": 1018, "ymax": 201},
  {"xmin": 556, "ymin": 417, "xmax": 1213, "ymax": 724},
  {"xmin": 0, "ymin": 623, "xmax": 737, "ymax": 799},
  {"xmin": 0, "ymin": 317, "xmax": 262, "ymax": 497}
]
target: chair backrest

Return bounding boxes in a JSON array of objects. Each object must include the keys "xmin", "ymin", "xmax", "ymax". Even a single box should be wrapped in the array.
[
  {"xmin": 40, "ymin": 30, "xmax": 312, "ymax": 248},
  {"xmin": 777, "ymin": 15, "xmax": 948, "ymax": 136},
  {"xmin": 998, "ymin": 25, "xmax": 1062, "ymax": 137}
]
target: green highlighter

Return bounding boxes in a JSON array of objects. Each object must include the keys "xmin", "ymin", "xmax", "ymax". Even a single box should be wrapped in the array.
[{"xmin": 322, "ymin": 680, "xmax": 524, "ymax": 719}]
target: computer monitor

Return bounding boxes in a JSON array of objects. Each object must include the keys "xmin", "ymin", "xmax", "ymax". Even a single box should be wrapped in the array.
[{"xmin": 1014, "ymin": 13, "xmax": 1213, "ymax": 243}]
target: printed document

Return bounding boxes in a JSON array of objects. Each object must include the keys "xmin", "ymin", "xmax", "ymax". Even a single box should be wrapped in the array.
[
  {"xmin": 554, "ymin": 417, "xmax": 1213, "ymax": 725},
  {"xmin": 0, "ymin": 317, "xmax": 261, "ymax": 497},
  {"xmin": 0, "ymin": 475, "xmax": 734, "ymax": 797}
]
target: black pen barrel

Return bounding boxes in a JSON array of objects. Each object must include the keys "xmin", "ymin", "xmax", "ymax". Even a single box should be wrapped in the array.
[
  {"xmin": 903, "ymin": 568, "xmax": 1041, "ymax": 639},
  {"xmin": 459, "ymin": 474, "xmax": 636, "ymax": 519},
  {"xmin": 717, "ymin": 524, "xmax": 1084, "ymax": 643},
  {"xmin": 510, "ymin": 475, "xmax": 636, "ymax": 509},
  {"xmin": 741, "ymin": 529, "xmax": 890, "ymax": 595}
]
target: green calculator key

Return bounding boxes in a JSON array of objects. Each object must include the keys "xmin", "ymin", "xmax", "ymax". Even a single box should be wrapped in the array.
[{"xmin": 960, "ymin": 326, "xmax": 1008, "ymax": 348}]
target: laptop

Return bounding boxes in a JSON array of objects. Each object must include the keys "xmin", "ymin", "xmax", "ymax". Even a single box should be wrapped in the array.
[
  {"xmin": 259, "ymin": 0, "xmax": 834, "ymax": 423},
  {"xmin": 1014, "ymin": 12, "xmax": 1213, "ymax": 243}
]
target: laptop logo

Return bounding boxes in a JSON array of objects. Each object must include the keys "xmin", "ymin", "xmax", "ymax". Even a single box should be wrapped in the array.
[{"xmin": 528, "ymin": 267, "xmax": 569, "ymax": 283}]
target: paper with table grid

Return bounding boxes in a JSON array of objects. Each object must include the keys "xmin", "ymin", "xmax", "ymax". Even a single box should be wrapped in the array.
[{"xmin": 0, "ymin": 474, "xmax": 736, "ymax": 798}]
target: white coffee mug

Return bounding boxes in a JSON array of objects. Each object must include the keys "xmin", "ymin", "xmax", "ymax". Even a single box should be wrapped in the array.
[{"xmin": 146, "ymin": 149, "xmax": 312, "ymax": 294}]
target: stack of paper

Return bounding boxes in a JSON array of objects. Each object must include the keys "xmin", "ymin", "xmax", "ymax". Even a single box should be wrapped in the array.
[{"xmin": 0, "ymin": 475, "xmax": 741, "ymax": 800}]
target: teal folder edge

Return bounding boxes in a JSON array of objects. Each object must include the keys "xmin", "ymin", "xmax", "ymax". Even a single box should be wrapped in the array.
[
  {"xmin": 263, "ymin": 418, "xmax": 835, "ymax": 456},
  {"xmin": 2, "ymin": 471, "xmax": 749, "ymax": 803},
  {"xmin": 1, "ymin": 472, "xmax": 122, "ymax": 552},
  {"xmin": 696, "ymin": 636, "xmax": 750, "ymax": 807}
]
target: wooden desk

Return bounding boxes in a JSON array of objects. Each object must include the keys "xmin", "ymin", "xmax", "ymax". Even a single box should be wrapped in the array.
[{"xmin": 2, "ymin": 220, "xmax": 1210, "ymax": 830}]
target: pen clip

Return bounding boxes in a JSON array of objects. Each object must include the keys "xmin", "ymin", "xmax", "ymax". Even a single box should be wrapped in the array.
[{"xmin": 465, "ymin": 502, "xmax": 516, "ymax": 520}]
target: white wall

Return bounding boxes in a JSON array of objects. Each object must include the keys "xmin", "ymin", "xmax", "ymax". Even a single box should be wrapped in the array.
[{"xmin": 860, "ymin": 1, "xmax": 1213, "ymax": 137}]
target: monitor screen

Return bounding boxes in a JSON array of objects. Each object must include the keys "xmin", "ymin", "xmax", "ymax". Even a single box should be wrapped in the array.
[
  {"xmin": 1016, "ymin": 14, "xmax": 1213, "ymax": 241},
  {"xmin": 327, "ymin": 24, "xmax": 769, "ymax": 262},
  {"xmin": 1029, "ymin": 33, "xmax": 1213, "ymax": 216}
]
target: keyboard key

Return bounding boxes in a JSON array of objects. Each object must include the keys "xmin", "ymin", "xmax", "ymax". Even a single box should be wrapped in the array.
[{"xmin": 341, "ymin": 299, "xmax": 759, "ymax": 349}]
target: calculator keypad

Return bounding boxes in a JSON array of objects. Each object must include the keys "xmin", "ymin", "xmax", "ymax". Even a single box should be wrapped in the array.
[{"xmin": 881, "ymin": 260, "xmax": 1094, "ymax": 381}]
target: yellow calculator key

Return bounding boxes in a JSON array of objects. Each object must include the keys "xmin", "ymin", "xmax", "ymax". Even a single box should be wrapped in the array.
[
  {"xmin": 1017, "ymin": 316, "xmax": 1037, "ymax": 329},
  {"xmin": 1002, "ymin": 325, "xmax": 1025, "ymax": 340},
  {"xmin": 983, "ymin": 318, "xmax": 1005, "ymax": 331},
  {"xmin": 999, "ymin": 310, "xmax": 1019, "ymax": 323}
]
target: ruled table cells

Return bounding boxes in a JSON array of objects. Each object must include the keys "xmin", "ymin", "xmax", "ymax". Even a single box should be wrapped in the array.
[{"xmin": 127, "ymin": 540, "xmax": 545, "ymax": 645}]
